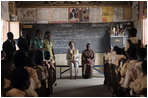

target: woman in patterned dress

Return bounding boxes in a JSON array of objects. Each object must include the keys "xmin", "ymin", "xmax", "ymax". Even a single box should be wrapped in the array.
[{"xmin": 82, "ymin": 43, "xmax": 95, "ymax": 78}]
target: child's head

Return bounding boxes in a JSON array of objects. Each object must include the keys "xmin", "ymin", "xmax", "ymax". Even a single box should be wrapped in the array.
[
  {"xmin": 127, "ymin": 47, "xmax": 137, "ymax": 59},
  {"xmin": 113, "ymin": 46, "xmax": 119, "ymax": 52},
  {"xmin": 128, "ymin": 28, "xmax": 137, "ymax": 37},
  {"xmin": 32, "ymin": 50, "xmax": 43, "ymax": 65},
  {"xmin": 13, "ymin": 50, "xmax": 28, "ymax": 68},
  {"xmin": 35, "ymin": 29, "xmax": 42, "ymax": 38},
  {"xmin": 142, "ymin": 60, "xmax": 147, "ymax": 75},
  {"xmin": 116, "ymin": 47, "xmax": 122, "ymax": 55},
  {"xmin": 10, "ymin": 68, "xmax": 30, "ymax": 91},
  {"xmin": 44, "ymin": 51, "xmax": 50, "ymax": 60},
  {"xmin": 45, "ymin": 31, "xmax": 51, "ymax": 39},
  {"xmin": 121, "ymin": 47, "xmax": 126, "ymax": 55},
  {"xmin": 1, "ymin": 60, "xmax": 15, "ymax": 80},
  {"xmin": 28, "ymin": 50, "xmax": 36, "ymax": 67},
  {"xmin": 113, "ymin": 46, "xmax": 122, "ymax": 54},
  {"xmin": 137, "ymin": 48, "xmax": 147, "ymax": 60}
]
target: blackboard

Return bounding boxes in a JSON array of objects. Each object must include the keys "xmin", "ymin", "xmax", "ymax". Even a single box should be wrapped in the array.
[{"xmin": 23, "ymin": 23, "xmax": 110, "ymax": 54}]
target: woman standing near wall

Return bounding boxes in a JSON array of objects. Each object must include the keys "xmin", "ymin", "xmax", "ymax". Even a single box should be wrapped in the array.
[
  {"xmin": 29, "ymin": 29, "xmax": 44, "ymax": 54},
  {"xmin": 43, "ymin": 31, "xmax": 55, "ymax": 61},
  {"xmin": 43, "ymin": 31, "xmax": 56, "ymax": 92}
]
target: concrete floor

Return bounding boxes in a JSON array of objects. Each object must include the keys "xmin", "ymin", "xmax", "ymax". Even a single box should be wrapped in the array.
[{"xmin": 51, "ymin": 70, "xmax": 112, "ymax": 97}]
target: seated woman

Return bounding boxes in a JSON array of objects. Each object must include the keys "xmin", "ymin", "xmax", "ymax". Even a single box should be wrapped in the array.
[
  {"xmin": 82, "ymin": 43, "xmax": 95, "ymax": 78},
  {"xmin": 66, "ymin": 41, "xmax": 79, "ymax": 79}
]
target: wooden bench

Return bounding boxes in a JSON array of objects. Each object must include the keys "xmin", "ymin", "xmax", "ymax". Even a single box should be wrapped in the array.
[{"xmin": 56, "ymin": 65, "xmax": 104, "ymax": 78}]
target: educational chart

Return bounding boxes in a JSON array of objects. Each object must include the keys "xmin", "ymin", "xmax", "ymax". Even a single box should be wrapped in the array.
[
  {"xmin": 37, "ymin": 8, "xmax": 53, "ymax": 23},
  {"xmin": 123, "ymin": 7, "xmax": 132, "ymax": 20},
  {"xmin": 17, "ymin": 8, "xmax": 37, "ymax": 23},
  {"xmin": 102, "ymin": 7, "xmax": 113, "ymax": 22},
  {"xmin": 89, "ymin": 7, "xmax": 102, "ymax": 23},
  {"xmin": 1, "ymin": 1, "xmax": 9, "ymax": 20},
  {"xmin": 113, "ymin": 8, "xmax": 123, "ymax": 22},
  {"xmin": 68, "ymin": 8, "xmax": 89, "ymax": 23},
  {"xmin": 52, "ymin": 8, "xmax": 68, "ymax": 23},
  {"xmin": 132, "ymin": 1, "xmax": 139, "ymax": 21}
]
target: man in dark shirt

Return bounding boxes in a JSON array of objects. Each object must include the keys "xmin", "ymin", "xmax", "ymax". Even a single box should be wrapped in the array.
[
  {"xmin": 17, "ymin": 30, "xmax": 29, "ymax": 52},
  {"xmin": 2, "ymin": 32, "xmax": 16, "ymax": 60}
]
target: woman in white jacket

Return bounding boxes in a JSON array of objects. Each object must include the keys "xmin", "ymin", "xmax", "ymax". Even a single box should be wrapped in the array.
[{"xmin": 66, "ymin": 41, "xmax": 79, "ymax": 79}]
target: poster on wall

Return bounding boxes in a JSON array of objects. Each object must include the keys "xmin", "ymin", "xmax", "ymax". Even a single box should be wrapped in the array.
[
  {"xmin": 37, "ymin": 8, "xmax": 53, "ymax": 23},
  {"xmin": 123, "ymin": 7, "xmax": 132, "ymax": 20},
  {"xmin": 113, "ymin": 8, "xmax": 123, "ymax": 22},
  {"xmin": 68, "ymin": 8, "xmax": 89, "ymax": 23},
  {"xmin": 89, "ymin": 7, "xmax": 102, "ymax": 23},
  {"xmin": 52, "ymin": 8, "xmax": 68, "ymax": 23},
  {"xmin": 1, "ymin": 1, "xmax": 9, "ymax": 20},
  {"xmin": 132, "ymin": 1, "xmax": 139, "ymax": 21},
  {"xmin": 17, "ymin": 8, "xmax": 37, "ymax": 23},
  {"xmin": 102, "ymin": 7, "xmax": 113, "ymax": 22}
]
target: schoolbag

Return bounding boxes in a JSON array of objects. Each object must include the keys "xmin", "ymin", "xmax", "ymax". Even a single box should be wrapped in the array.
[{"xmin": 128, "ymin": 39, "xmax": 141, "ymax": 50}]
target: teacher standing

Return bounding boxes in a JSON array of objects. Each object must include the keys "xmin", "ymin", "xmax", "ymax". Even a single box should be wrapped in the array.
[{"xmin": 43, "ymin": 31, "xmax": 55, "ymax": 60}]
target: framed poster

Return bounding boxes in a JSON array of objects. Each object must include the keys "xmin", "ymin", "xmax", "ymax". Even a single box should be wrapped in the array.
[
  {"xmin": 89, "ymin": 7, "xmax": 102, "ymax": 23},
  {"xmin": 113, "ymin": 7, "xmax": 123, "ymax": 22},
  {"xmin": 37, "ymin": 8, "xmax": 53, "ymax": 23},
  {"xmin": 17, "ymin": 8, "xmax": 37, "ymax": 23},
  {"xmin": 123, "ymin": 7, "xmax": 132, "ymax": 20},
  {"xmin": 68, "ymin": 8, "xmax": 89, "ymax": 23},
  {"xmin": 52, "ymin": 8, "xmax": 68, "ymax": 23},
  {"xmin": 102, "ymin": 7, "xmax": 113, "ymax": 22},
  {"xmin": 1, "ymin": 1, "xmax": 9, "ymax": 20}
]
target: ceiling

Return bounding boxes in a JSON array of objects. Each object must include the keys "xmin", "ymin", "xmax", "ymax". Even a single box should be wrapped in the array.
[{"xmin": 15, "ymin": 1, "xmax": 133, "ymax": 8}]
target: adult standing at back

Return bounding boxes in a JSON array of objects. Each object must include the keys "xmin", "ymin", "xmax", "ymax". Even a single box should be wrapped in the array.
[
  {"xmin": 124, "ymin": 28, "xmax": 142, "ymax": 52},
  {"xmin": 17, "ymin": 30, "xmax": 29, "ymax": 52},
  {"xmin": 2, "ymin": 32, "xmax": 16, "ymax": 60},
  {"xmin": 29, "ymin": 29, "xmax": 44, "ymax": 57},
  {"xmin": 66, "ymin": 41, "xmax": 79, "ymax": 79},
  {"xmin": 82, "ymin": 43, "xmax": 95, "ymax": 78},
  {"xmin": 43, "ymin": 31, "xmax": 56, "ymax": 94},
  {"xmin": 43, "ymin": 31, "xmax": 55, "ymax": 61}
]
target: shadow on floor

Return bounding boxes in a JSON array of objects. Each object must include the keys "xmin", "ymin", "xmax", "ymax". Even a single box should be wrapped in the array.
[
  {"xmin": 51, "ymin": 85, "xmax": 112, "ymax": 97},
  {"xmin": 57, "ymin": 75, "xmax": 104, "ymax": 79}
]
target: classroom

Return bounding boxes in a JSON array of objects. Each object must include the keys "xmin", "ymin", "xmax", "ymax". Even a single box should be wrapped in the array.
[{"xmin": 1, "ymin": 1, "xmax": 147, "ymax": 97}]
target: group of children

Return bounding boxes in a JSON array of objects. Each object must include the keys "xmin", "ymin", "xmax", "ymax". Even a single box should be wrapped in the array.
[
  {"xmin": 1, "ymin": 50, "xmax": 56, "ymax": 97},
  {"xmin": 104, "ymin": 28, "xmax": 147, "ymax": 97}
]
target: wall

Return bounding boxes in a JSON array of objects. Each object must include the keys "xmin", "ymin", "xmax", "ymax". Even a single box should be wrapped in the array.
[
  {"xmin": 17, "ymin": 6, "xmax": 132, "ymax": 24},
  {"xmin": 9, "ymin": 1, "xmax": 17, "ymax": 21},
  {"xmin": 132, "ymin": 1, "xmax": 147, "ymax": 41}
]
